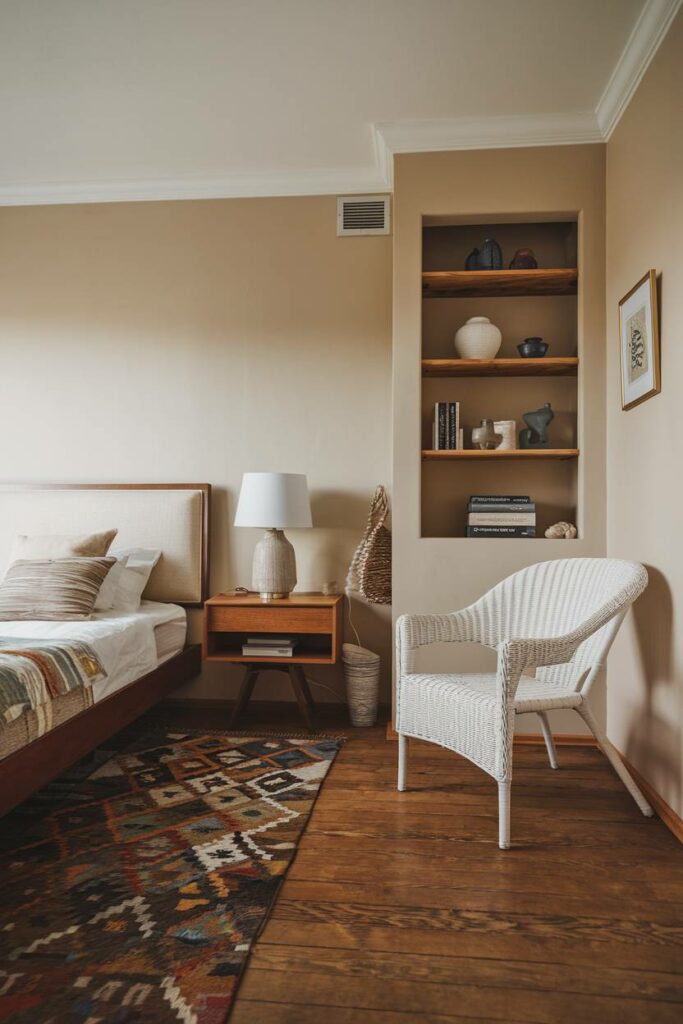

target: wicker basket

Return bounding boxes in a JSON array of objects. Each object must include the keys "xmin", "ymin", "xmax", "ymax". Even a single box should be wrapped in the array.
[
  {"xmin": 346, "ymin": 485, "xmax": 391, "ymax": 605},
  {"xmin": 343, "ymin": 643, "xmax": 381, "ymax": 727}
]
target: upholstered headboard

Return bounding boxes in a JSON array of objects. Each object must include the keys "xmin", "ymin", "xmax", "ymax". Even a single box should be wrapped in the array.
[{"xmin": 0, "ymin": 484, "xmax": 210, "ymax": 606}]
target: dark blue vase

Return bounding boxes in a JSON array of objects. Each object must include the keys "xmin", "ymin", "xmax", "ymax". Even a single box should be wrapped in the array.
[
  {"xmin": 478, "ymin": 238, "xmax": 503, "ymax": 270},
  {"xmin": 465, "ymin": 247, "xmax": 480, "ymax": 270}
]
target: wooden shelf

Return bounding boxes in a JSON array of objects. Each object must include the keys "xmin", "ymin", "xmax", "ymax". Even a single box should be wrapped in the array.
[
  {"xmin": 422, "ymin": 357, "xmax": 578, "ymax": 378},
  {"xmin": 423, "ymin": 449, "xmax": 579, "ymax": 461},
  {"xmin": 204, "ymin": 649, "xmax": 335, "ymax": 666},
  {"xmin": 422, "ymin": 268, "xmax": 578, "ymax": 298}
]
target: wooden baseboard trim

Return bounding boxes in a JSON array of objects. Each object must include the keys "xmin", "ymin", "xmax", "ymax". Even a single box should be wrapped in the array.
[
  {"xmin": 514, "ymin": 733, "xmax": 597, "ymax": 747},
  {"xmin": 164, "ymin": 697, "xmax": 392, "ymax": 721},
  {"xmin": 163, "ymin": 697, "xmax": 369, "ymax": 713},
  {"xmin": 618, "ymin": 751, "xmax": 683, "ymax": 844},
  {"xmin": 386, "ymin": 721, "xmax": 596, "ymax": 746}
]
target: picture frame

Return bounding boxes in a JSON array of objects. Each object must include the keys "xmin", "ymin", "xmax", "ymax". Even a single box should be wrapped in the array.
[{"xmin": 619, "ymin": 269, "xmax": 660, "ymax": 410}]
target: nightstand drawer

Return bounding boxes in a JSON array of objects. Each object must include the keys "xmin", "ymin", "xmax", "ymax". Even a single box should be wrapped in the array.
[{"xmin": 207, "ymin": 605, "xmax": 332, "ymax": 635}]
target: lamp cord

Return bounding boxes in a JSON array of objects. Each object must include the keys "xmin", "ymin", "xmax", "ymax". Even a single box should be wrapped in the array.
[{"xmin": 346, "ymin": 591, "xmax": 362, "ymax": 647}]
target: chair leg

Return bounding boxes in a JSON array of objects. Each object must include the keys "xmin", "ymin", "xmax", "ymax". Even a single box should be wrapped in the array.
[
  {"xmin": 498, "ymin": 781, "xmax": 511, "ymax": 849},
  {"xmin": 577, "ymin": 705, "xmax": 653, "ymax": 817},
  {"xmin": 397, "ymin": 734, "xmax": 407, "ymax": 792},
  {"xmin": 537, "ymin": 711, "xmax": 559, "ymax": 769}
]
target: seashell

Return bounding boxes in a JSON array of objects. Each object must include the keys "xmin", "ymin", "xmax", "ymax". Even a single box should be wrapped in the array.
[{"xmin": 544, "ymin": 521, "xmax": 578, "ymax": 539}]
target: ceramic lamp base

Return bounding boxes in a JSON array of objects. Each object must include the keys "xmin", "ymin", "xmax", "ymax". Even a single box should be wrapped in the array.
[{"xmin": 252, "ymin": 528, "xmax": 297, "ymax": 600}]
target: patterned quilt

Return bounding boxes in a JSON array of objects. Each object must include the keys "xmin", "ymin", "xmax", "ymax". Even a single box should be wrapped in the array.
[{"xmin": 0, "ymin": 638, "xmax": 107, "ymax": 730}]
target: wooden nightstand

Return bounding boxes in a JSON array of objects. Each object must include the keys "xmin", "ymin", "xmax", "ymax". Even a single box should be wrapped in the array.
[{"xmin": 203, "ymin": 593, "xmax": 343, "ymax": 729}]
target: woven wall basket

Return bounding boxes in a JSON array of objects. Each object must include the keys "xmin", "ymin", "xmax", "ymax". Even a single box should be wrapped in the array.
[{"xmin": 346, "ymin": 485, "xmax": 392, "ymax": 605}]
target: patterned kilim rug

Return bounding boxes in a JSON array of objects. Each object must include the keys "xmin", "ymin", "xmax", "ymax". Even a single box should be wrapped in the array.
[{"xmin": 0, "ymin": 730, "xmax": 342, "ymax": 1022}]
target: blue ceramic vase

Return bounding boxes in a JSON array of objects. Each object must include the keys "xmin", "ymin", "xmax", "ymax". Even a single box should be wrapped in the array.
[{"xmin": 478, "ymin": 238, "xmax": 503, "ymax": 270}]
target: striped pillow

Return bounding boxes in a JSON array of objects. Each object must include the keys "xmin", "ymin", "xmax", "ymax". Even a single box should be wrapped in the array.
[{"xmin": 0, "ymin": 558, "xmax": 115, "ymax": 621}]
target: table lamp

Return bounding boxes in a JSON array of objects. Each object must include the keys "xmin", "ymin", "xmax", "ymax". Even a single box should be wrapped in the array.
[{"xmin": 234, "ymin": 472, "xmax": 312, "ymax": 600}]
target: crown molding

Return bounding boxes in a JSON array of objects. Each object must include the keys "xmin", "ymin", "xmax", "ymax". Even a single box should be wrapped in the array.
[
  {"xmin": 596, "ymin": 0, "xmax": 681, "ymax": 139},
  {"xmin": 374, "ymin": 111, "xmax": 603, "ymax": 170},
  {"xmin": 0, "ymin": 166, "xmax": 389, "ymax": 207},
  {"xmin": 0, "ymin": 110, "xmax": 602, "ymax": 207}
]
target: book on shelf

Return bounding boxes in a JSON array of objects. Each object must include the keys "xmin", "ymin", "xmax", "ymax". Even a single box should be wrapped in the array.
[
  {"xmin": 467, "ymin": 502, "xmax": 536, "ymax": 513},
  {"xmin": 466, "ymin": 525, "xmax": 536, "ymax": 538},
  {"xmin": 467, "ymin": 494, "xmax": 536, "ymax": 537},
  {"xmin": 242, "ymin": 645, "xmax": 297, "ymax": 657},
  {"xmin": 432, "ymin": 401, "xmax": 461, "ymax": 450},
  {"xmin": 468, "ymin": 512, "xmax": 536, "ymax": 527},
  {"xmin": 469, "ymin": 495, "xmax": 531, "ymax": 505},
  {"xmin": 448, "ymin": 401, "xmax": 457, "ymax": 449},
  {"xmin": 243, "ymin": 636, "xmax": 298, "ymax": 657},
  {"xmin": 244, "ymin": 636, "xmax": 296, "ymax": 646}
]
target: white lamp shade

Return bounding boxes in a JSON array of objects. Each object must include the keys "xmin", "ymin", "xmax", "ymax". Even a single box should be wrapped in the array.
[{"xmin": 234, "ymin": 472, "xmax": 312, "ymax": 529}]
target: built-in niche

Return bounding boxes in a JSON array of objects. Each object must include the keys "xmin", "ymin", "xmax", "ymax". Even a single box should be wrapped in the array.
[{"xmin": 421, "ymin": 218, "xmax": 579, "ymax": 539}]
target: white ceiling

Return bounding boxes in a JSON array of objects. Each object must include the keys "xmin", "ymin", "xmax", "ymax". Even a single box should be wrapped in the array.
[{"xmin": 0, "ymin": 0, "xmax": 678, "ymax": 204}]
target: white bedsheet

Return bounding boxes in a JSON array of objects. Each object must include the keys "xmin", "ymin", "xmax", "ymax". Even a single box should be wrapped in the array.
[{"xmin": 0, "ymin": 601, "xmax": 186, "ymax": 703}]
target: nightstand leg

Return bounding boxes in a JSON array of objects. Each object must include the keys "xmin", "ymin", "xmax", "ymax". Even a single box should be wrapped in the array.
[
  {"xmin": 288, "ymin": 666, "xmax": 315, "ymax": 730},
  {"xmin": 230, "ymin": 668, "xmax": 259, "ymax": 726}
]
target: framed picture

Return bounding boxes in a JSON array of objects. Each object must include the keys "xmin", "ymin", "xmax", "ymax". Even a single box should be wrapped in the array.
[{"xmin": 619, "ymin": 269, "xmax": 660, "ymax": 410}]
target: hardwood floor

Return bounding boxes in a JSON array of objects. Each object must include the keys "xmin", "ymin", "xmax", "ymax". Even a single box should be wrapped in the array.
[{"xmin": 150, "ymin": 703, "xmax": 683, "ymax": 1023}]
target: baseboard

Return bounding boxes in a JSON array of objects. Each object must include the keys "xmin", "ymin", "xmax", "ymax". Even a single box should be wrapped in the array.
[
  {"xmin": 514, "ymin": 732, "xmax": 597, "ymax": 747},
  {"xmin": 618, "ymin": 751, "xmax": 683, "ymax": 844},
  {"xmin": 163, "ymin": 696, "xmax": 392, "ymax": 719},
  {"xmin": 386, "ymin": 722, "xmax": 596, "ymax": 745},
  {"xmin": 163, "ymin": 696, "xmax": 350, "ymax": 713}
]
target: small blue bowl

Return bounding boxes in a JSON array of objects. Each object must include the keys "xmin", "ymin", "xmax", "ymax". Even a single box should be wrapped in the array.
[{"xmin": 518, "ymin": 338, "xmax": 548, "ymax": 358}]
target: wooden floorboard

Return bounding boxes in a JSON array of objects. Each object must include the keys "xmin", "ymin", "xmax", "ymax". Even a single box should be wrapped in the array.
[{"xmin": 145, "ymin": 703, "xmax": 683, "ymax": 1024}]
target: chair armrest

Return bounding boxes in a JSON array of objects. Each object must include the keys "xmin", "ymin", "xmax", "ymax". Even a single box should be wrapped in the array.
[
  {"xmin": 396, "ymin": 609, "xmax": 480, "ymax": 676},
  {"xmin": 497, "ymin": 635, "xmax": 578, "ymax": 673},
  {"xmin": 497, "ymin": 600, "xmax": 630, "ymax": 680}
]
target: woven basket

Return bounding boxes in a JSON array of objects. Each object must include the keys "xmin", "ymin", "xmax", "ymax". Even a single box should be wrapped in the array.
[
  {"xmin": 343, "ymin": 643, "xmax": 381, "ymax": 727},
  {"xmin": 346, "ymin": 485, "xmax": 391, "ymax": 605}
]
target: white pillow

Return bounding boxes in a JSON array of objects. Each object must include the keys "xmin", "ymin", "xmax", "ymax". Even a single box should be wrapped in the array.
[
  {"xmin": 112, "ymin": 547, "xmax": 162, "ymax": 571},
  {"xmin": 99, "ymin": 548, "xmax": 162, "ymax": 612},
  {"xmin": 94, "ymin": 555, "xmax": 129, "ymax": 610}
]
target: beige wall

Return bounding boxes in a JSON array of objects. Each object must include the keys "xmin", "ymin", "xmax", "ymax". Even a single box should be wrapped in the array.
[
  {"xmin": 393, "ymin": 145, "xmax": 606, "ymax": 733},
  {"xmin": 0, "ymin": 196, "xmax": 393, "ymax": 702},
  {"xmin": 606, "ymin": 12, "xmax": 683, "ymax": 815}
]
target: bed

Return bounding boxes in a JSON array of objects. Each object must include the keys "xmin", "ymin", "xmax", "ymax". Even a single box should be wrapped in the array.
[{"xmin": 0, "ymin": 483, "xmax": 210, "ymax": 816}]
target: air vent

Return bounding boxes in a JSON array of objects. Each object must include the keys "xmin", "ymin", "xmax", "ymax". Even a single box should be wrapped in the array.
[{"xmin": 337, "ymin": 195, "xmax": 391, "ymax": 236}]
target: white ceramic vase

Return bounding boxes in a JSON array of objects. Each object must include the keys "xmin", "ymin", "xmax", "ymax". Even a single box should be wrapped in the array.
[{"xmin": 454, "ymin": 316, "xmax": 502, "ymax": 359}]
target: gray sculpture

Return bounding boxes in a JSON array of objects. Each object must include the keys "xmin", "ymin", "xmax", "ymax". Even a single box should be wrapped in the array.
[{"xmin": 519, "ymin": 402, "xmax": 554, "ymax": 449}]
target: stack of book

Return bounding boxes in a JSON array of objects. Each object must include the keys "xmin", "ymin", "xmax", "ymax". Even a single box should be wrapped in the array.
[
  {"xmin": 433, "ymin": 401, "xmax": 463, "ymax": 450},
  {"xmin": 466, "ymin": 495, "xmax": 536, "ymax": 538},
  {"xmin": 242, "ymin": 636, "xmax": 298, "ymax": 657}
]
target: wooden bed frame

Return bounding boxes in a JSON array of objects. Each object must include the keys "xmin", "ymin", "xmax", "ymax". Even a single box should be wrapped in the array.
[{"xmin": 0, "ymin": 483, "xmax": 210, "ymax": 818}]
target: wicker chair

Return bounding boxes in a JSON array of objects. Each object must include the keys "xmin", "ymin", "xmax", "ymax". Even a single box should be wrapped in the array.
[{"xmin": 396, "ymin": 558, "xmax": 653, "ymax": 849}]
